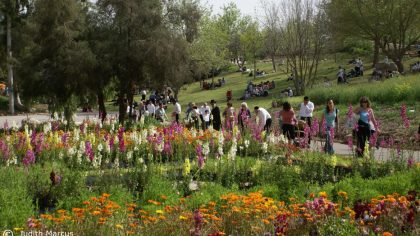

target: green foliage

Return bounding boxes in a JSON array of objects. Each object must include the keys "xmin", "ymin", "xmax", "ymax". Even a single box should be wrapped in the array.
[
  {"xmin": 0, "ymin": 167, "xmax": 35, "ymax": 229},
  {"xmin": 341, "ymin": 38, "xmax": 372, "ymax": 55},
  {"xmin": 307, "ymin": 75, "xmax": 420, "ymax": 105}
]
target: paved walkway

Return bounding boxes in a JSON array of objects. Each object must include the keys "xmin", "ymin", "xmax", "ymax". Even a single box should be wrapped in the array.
[
  {"xmin": 1, "ymin": 113, "xmax": 419, "ymax": 162},
  {"xmin": 310, "ymin": 140, "xmax": 420, "ymax": 162}
]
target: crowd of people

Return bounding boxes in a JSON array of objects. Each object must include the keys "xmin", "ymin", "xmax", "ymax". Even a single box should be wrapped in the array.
[
  {"xmin": 201, "ymin": 78, "xmax": 225, "ymax": 90},
  {"xmin": 138, "ymin": 86, "xmax": 382, "ymax": 157}
]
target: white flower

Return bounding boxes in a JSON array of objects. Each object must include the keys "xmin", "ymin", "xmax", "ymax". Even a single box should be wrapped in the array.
[
  {"xmin": 244, "ymin": 140, "xmax": 250, "ymax": 148},
  {"xmin": 114, "ymin": 157, "xmax": 120, "ymax": 168},
  {"xmin": 262, "ymin": 142, "xmax": 268, "ymax": 154},
  {"xmin": 126, "ymin": 151, "xmax": 133, "ymax": 161},
  {"xmin": 218, "ymin": 146, "xmax": 224, "ymax": 157},
  {"xmin": 58, "ymin": 152, "xmax": 64, "ymax": 160},
  {"xmin": 79, "ymin": 141, "xmax": 85, "ymax": 153},
  {"xmin": 97, "ymin": 143, "xmax": 103, "ymax": 152},
  {"xmin": 12, "ymin": 121, "xmax": 19, "ymax": 131},
  {"xmin": 68, "ymin": 147, "xmax": 75, "ymax": 156},
  {"xmin": 202, "ymin": 142, "xmax": 210, "ymax": 156}
]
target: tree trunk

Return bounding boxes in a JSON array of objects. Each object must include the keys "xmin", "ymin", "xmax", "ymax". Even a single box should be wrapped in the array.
[
  {"xmin": 6, "ymin": 15, "xmax": 15, "ymax": 114},
  {"xmin": 372, "ymin": 38, "xmax": 380, "ymax": 68},
  {"xmin": 97, "ymin": 89, "xmax": 107, "ymax": 123},
  {"xmin": 271, "ymin": 54, "xmax": 276, "ymax": 72}
]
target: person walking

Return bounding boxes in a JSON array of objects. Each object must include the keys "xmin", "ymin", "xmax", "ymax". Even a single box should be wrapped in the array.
[
  {"xmin": 279, "ymin": 102, "xmax": 297, "ymax": 142},
  {"xmin": 172, "ymin": 99, "xmax": 181, "ymax": 124},
  {"xmin": 141, "ymin": 89, "xmax": 147, "ymax": 101},
  {"xmin": 254, "ymin": 106, "xmax": 272, "ymax": 133},
  {"xmin": 210, "ymin": 100, "xmax": 221, "ymax": 131},
  {"xmin": 238, "ymin": 102, "xmax": 251, "ymax": 132},
  {"xmin": 321, "ymin": 99, "xmax": 339, "ymax": 155},
  {"xmin": 224, "ymin": 102, "xmax": 236, "ymax": 131},
  {"xmin": 299, "ymin": 96, "xmax": 315, "ymax": 143},
  {"xmin": 146, "ymin": 100, "xmax": 156, "ymax": 117},
  {"xmin": 354, "ymin": 96, "xmax": 379, "ymax": 157}
]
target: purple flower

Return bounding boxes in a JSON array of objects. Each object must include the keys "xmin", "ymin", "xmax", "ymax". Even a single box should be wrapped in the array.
[
  {"xmin": 23, "ymin": 150, "xmax": 36, "ymax": 166},
  {"xmin": 400, "ymin": 104, "xmax": 410, "ymax": 128},
  {"xmin": 85, "ymin": 141, "xmax": 94, "ymax": 162},
  {"xmin": 192, "ymin": 209, "xmax": 203, "ymax": 236},
  {"xmin": 310, "ymin": 118, "xmax": 319, "ymax": 137},
  {"xmin": 0, "ymin": 140, "xmax": 10, "ymax": 160},
  {"xmin": 118, "ymin": 127, "xmax": 125, "ymax": 152},
  {"xmin": 407, "ymin": 157, "xmax": 414, "ymax": 168},
  {"xmin": 196, "ymin": 145, "xmax": 204, "ymax": 169},
  {"xmin": 347, "ymin": 136, "xmax": 353, "ymax": 150}
]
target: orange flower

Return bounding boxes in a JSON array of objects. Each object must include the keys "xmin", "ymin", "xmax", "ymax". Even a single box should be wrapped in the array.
[
  {"xmin": 83, "ymin": 201, "xmax": 91, "ymax": 205},
  {"xmin": 309, "ymin": 193, "xmax": 315, "ymax": 198},
  {"xmin": 160, "ymin": 195, "xmax": 168, "ymax": 200},
  {"xmin": 382, "ymin": 232, "xmax": 393, "ymax": 236},
  {"xmin": 91, "ymin": 211, "xmax": 101, "ymax": 216},
  {"xmin": 102, "ymin": 193, "xmax": 111, "ymax": 198}
]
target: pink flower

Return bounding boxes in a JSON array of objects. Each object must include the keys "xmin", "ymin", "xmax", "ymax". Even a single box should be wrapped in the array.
[
  {"xmin": 23, "ymin": 150, "xmax": 36, "ymax": 166},
  {"xmin": 400, "ymin": 104, "xmax": 410, "ymax": 128},
  {"xmin": 347, "ymin": 136, "xmax": 353, "ymax": 150}
]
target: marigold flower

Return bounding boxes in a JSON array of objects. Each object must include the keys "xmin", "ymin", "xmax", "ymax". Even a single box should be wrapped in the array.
[
  {"xmin": 91, "ymin": 211, "xmax": 101, "ymax": 216},
  {"xmin": 319, "ymin": 192, "xmax": 328, "ymax": 198},
  {"xmin": 115, "ymin": 224, "xmax": 123, "ymax": 229},
  {"xmin": 156, "ymin": 210, "xmax": 164, "ymax": 214},
  {"xmin": 382, "ymin": 232, "xmax": 393, "ymax": 236},
  {"xmin": 338, "ymin": 191, "xmax": 348, "ymax": 200},
  {"xmin": 179, "ymin": 215, "xmax": 188, "ymax": 220}
]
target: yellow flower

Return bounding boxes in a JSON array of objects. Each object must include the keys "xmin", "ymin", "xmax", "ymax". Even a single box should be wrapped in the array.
[
  {"xmin": 14, "ymin": 228, "xmax": 24, "ymax": 232},
  {"xmin": 319, "ymin": 192, "xmax": 328, "ymax": 198},
  {"xmin": 179, "ymin": 215, "xmax": 188, "ymax": 220},
  {"xmin": 183, "ymin": 158, "xmax": 191, "ymax": 176},
  {"xmin": 338, "ymin": 191, "xmax": 348, "ymax": 200},
  {"xmin": 115, "ymin": 224, "xmax": 124, "ymax": 230},
  {"xmin": 156, "ymin": 210, "xmax": 164, "ymax": 214}
]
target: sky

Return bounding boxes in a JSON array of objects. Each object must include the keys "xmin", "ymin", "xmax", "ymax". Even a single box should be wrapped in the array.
[{"xmin": 202, "ymin": 0, "xmax": 261, "ymax": 18}]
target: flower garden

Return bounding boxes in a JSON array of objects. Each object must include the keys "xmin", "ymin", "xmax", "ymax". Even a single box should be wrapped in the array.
[{"xmin": 0, "ymin": 117, "xmax": 419, "ymax": 236}]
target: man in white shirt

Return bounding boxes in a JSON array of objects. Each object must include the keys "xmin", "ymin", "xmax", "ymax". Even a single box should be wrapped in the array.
[
  {"xmin": 199, "ymin": 103, "xmax": 211, "ymax": 130},
  {"xmin": 147, "ymin": 101, "xmax": 156, "ymax": 117},
  {"xmin": 299, "ymin": 96, "xmax": 314, "ymax": 144},
  {"xmin": 172, "ymin": 99, "xmax": 182, "ymax": 124},
  {"xmin": 254, "ymin": 106, "xmax": 272, "ymax": 133}
]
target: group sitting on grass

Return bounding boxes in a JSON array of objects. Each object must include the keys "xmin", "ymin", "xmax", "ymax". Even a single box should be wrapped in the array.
[
  {"xmin": 240, "ymin": 81, "xmax": 275, "ymax": 100},
  {"xmin": 410, "ymin": 61, "xmax": 420, "ymax": 73}
]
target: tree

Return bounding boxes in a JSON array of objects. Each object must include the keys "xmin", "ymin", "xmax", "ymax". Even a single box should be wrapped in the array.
[
  {"xmin": 240, "ymin": 21, "xmax": 263, "ymax": 80},
  {"xmin": 0, "ymin": 0, "xmax": 33, "ymax": 114},
  {"xmin": 261, "ymin": 0, "xmax": 281, "ymax": 72},
  {"xmin": 21, "ymin": 0, "xmax": 94, "ymax": 123},
  {"xmin": 278, "ymin": 0, "xmax": 327, "ymax": 95},
  {"xmin": 97, "ymin": 0, "xmax": 163, "ymax": 124},
  {"xmin": 378, "ymin": 0, "xmax": 420, "ymax": 72},
  {"xmin": 327, "ymin": 0, "xmax": 420, "ymax": 71},
  {"xmin": 216, "ymin": 3, "xmax": 252, "ymax": 68}
]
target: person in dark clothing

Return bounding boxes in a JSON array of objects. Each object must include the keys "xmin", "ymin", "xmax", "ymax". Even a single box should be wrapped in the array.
[
  {"xmin": 354, "ymin": 96, "xmax": 379, "ymax": 157},
  {"xmin": 210, "ymin": 99, "xmax": 221, "ymax": 131}
]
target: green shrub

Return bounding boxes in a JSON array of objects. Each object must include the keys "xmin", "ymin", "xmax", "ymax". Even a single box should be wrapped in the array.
[
  {"xmin": 0, "ymin": 168, "xmax": 35, "ymax": 229},
  {"xmin": 307, "ymin": 75, "xmax": 420, "ymax": 105}
]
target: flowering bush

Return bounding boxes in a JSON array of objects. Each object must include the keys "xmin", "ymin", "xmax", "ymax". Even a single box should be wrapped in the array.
[{"xmin": 23, "ymin": 191, "xmax": 418, "ymax": 236}]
